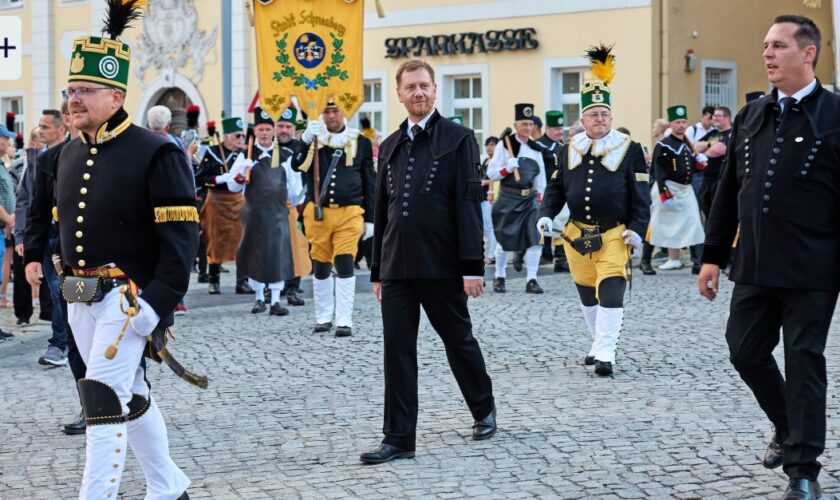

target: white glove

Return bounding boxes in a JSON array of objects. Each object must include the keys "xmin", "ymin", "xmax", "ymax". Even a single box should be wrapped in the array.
[
  {"xmin": 505, "ymin": 157, "xmax": 519, "ymax": 170},
  {"xmin": 536, "ymin": 216, "xmax": 553, "ymax": 235},
  {"xmin": 226, "ymin": 178, "xmax": 246, "ymax": 193},
  {"xmin": 129, "ymin": 296, "xmax": 161, "ymax": 337},
  {"xmin": 621, "ymin": 229, "xmax": 643, "ymax": 248},
  {"xmin": 301, "ymin": 120, "xmax": 321, "ymax": 144},
  {"xmin": 362, "ymin": 222, "xmax": 374, "ymax": 241},
  {"xmin": 215, "ymin": 172, "xmax": 232, "ymax": 185},
  {"xmin": 662, "ymin": 198, "xmax": 675, "ymax": 209}
]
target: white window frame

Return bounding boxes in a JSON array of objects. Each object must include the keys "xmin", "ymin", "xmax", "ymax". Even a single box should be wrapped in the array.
[
  {"xmin": 349, "ymin": 69, "xmax": 387, "ymax": 137},
  {"xmin": 0, "ymin": 91, "xmax": 25, "ymax": 135},
  {"xmin": 544, "ymin": 57, "xmax": 588, "ymax": 128},
  {"xmin": 701, "ymin": 59, "xmax": 737, "ymax": 115},
  {"xmin": 436, "ymin": 63, "xmax": 488, "ymax": 142},
  {"xmin": 0, "ymin": 0, "xmax": 24, "ymax": 10}
]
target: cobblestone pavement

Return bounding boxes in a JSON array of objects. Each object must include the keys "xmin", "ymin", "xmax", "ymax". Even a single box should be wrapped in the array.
[{"xmin": 1, "ymin": 261, "xmax": 839, "ymax": 499}]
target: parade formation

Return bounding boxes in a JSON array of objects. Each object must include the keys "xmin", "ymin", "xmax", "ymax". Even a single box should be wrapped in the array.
[{"xmin": 1, "ymin": 0, "xmax": 839, "ymax": 498}]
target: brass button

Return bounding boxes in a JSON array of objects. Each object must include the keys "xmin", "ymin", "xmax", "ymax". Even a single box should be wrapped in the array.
[
  {"xmin": 78, "ymin": 259, "xmax": 86, "ymax": 267},
  {"xmin": 585, "ymin": 187, "xmax": 591, "ymax": 192},
  {"xmin": 83, "ymin": 173, "xmax": 91, "ymax": 180},
  {"xmin": 75, "ymin": 231, "xmax": 83, "ymax": 238},
  {"xmin": 76, "ymin": 245, "xmax": 83, "ymax": 253},
  {"xmin": 86, "ymin": 160, "xmax": 94, "ymax": 167},
  {"xmin": 79, "ymin": 202, "xmax": 86, "ymax": 209},
  {"xmin": 77, "ymin": 216, "xmax": 84, "ymax": 223},
  {"xmin": 585, "ymin": 196, "xmax": 590, "ymax": 201},
  {"xmin": 80, "ymin": 187, "xmax": 87, "ymax": 194},
  {"xmin": 90, "ymin": 147, "xmax": 98, "ymax": 155},
  {"xmin": 585, "ymin": 206, "xmax": 590, "ymax": 211},
  {"xmin": 588, "ymin": 169, "xmax": 594, "ymax": 174},
  {"xmin": 113, "ymin": 464, "xmax": 119, "ymax": 469},
  {"xmin": 115, "ymin": 448, "xmax": 121, "ymax": 453},
  {"xmin": 586, "ymin": 215, "xmax": 592, "ymax": 220}
]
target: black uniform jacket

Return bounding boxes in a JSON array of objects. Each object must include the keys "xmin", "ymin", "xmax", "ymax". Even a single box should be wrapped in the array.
[
  {"xmin": 290, "ymin": 129, "xmax": 375, "ymax": 223},
  {"xmin": 703, "ymin": 82, "xmax": 840, "ymax": 290},
  {"xmin": 195, "ymin": 144, "xmax": 243, "ymax": 192},
  {"xmin": 24, "ymin": 139, "xmax": 68, "ymax": 264},
  {"xmin": 534, "ymin": 134, "xmax": 562, "ymax": 180},
  {"xmin": 371, "ymin": 110, "xmax": 485, "ymax": 281},
  {"xmin": 539, "ymin": 139, "xmax": 650, "ymax": 237},
  {"xmin": 51, "ymin": 109, "xmax": 199, "ymax": 318},
  {"xmin": 652, "ymin": 134, "xmax": 695, "ymax": 199}
]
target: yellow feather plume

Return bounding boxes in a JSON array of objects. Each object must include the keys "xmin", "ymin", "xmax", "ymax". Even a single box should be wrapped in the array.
[{"xmin": 585, "ymin": 44, "xmax": 616, "ymax": 85}]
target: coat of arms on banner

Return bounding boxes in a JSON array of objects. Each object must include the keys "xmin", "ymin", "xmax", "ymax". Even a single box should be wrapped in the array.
[{"xmin": 252, "ymin": 0, "xmax": 364, "ymax": 120}]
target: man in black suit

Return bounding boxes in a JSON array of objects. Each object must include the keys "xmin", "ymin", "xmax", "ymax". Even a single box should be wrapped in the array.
[
  {"xmin": 699, "ymin": 15, "xmax": 836, "ymax": 500},
  {"xmin": 360, "ymin": 59, "xmax": 496, "ymax": 464}
]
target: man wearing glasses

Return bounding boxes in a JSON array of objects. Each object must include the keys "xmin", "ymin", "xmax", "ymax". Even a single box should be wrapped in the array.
[
  {"xmin": 537, "ymin": 45, "xmax": 650, "ymax": 376},
  {"xmin": 194, "ymin": 117, "xmax": 249, "ymax": 294},
  {"xmin": 23, "ymin": 3, "xmax": 197, "ymax": 497}
]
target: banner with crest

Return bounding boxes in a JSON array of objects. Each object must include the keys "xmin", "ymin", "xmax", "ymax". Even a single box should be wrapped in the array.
[{"xmin": 252, "ymin": 0, "xmax": 364, "ymax": 121}]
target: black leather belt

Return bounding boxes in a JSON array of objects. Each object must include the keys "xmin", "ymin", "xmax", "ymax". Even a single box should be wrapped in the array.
[
  {"xmin": 500, "ymin": 186, "xmax": 534, "ymax": 196},
  {"xmin": 570, "ymin": 219, "xmax": 623, "ymax": 232}
]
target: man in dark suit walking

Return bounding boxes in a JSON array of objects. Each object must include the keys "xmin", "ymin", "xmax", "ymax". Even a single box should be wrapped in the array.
[{"xmin": 360, "ymin": 59, "xmax": 496, "ymax": 464}]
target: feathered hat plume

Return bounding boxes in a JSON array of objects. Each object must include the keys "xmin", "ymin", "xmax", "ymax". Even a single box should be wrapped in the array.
[
  {"xmin": 101, "ymin": 0, "xmax": 146, "ymax": 40},
  {"xmin": 186, "ymin": 105, "xmax": 200, "ymax": 129},
  {"xmin": 585, "ymin": 44, "xmax": 616, "ymax": 85}
]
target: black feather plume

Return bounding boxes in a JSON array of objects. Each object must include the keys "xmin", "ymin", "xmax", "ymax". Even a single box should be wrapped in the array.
[
  {"xmin": 101, "ymin": 0, "xmax": 144, "ymax": 40},
  {"xmin": 584, "ymin": 43, "xmax": 616, "ymax": 85}
]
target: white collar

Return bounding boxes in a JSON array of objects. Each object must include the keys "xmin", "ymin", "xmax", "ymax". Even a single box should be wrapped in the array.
[
  {"xmin": 568, "ymin": 129, "xmax": 631, "ymax": 172},
  {"xmin": 407, "ymin": 109, "xmax": 436, "ymax": 138},
  {"xmin": 778, "ymin": 78, "xmax": 817, "ymax": 103},
  {"xmin": 256, "ymin": 142, "xmax": 273, "ymax": 159}
]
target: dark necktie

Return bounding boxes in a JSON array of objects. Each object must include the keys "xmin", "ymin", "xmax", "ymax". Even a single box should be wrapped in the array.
[
  {"xmin": 411, "ymin": 124, "xmax": 422, "ymax": 140},
  {"xmin": 779, "ymin": 96, "xmax": 796, "ymax": 121}
]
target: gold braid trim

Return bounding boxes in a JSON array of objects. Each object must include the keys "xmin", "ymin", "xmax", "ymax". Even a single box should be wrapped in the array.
[
  {"xmin": 298, "ymin": 144, "xmax": 315, "ymax": 173},
  {"xmin": 154, "ymin": 206, "xmax": 200, "ymax": 223}
]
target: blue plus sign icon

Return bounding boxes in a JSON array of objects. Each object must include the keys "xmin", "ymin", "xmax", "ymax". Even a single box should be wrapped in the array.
[{"xmin": 0, "ymin": 17, "xmax": 21, "ymax": 80}]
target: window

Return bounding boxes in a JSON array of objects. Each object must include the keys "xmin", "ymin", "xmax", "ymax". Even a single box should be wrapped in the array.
[
  {"xmin": 544, "ymin": 57, "xmax": 588, "ymax": 129},
  {"xmin": 0, "ymin": 0, "xmax": 23, "ymax": 9},
  {"xmin": 349, "ymin": 70, "xmax": 386, "ymax": 142},
  {"xmin": 1, "ymin": 96, "xmax": 23, "ymax": 133},
  {"xmin": 701, "ymin": 60, "xmax": 737, "ymax": 115},
  {"xmin": 447, "ymin": 74, "xmax": 484, "ymax": 144}
]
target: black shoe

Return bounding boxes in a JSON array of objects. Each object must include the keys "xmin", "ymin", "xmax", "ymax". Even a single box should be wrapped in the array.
[
  {"xmin": 208, "ymin": 282, "xmax": 220, "ymax": 294},
  {"xmin": 335, "ymin": 325, "xmax": 352, "ymax": 337},
  {"xmin": 176, "ymin": 491, "xmax": 190, "ymax": 500},
  {"xmin": 493, "ymin": 277, "xmax": 506, "ymax": 293},
  {"xmin": 584, "ymin": 355, "xmax": 595, "ymax": 366},
  {"xmin": 219, "ymin": 265, "xmax": 229, "ymax": 273},
  {"xmin": 63, "ymin": 410, "xmax": 86, "ymax": 435},
  {"xmin": 286, "ymin": 287, "xmax": 305, "ymax": 306},
  {"xmin": 763, "ymin": 431, "xmax": 784, "ymax": 469},
  {"xmin": 314, "ymin": 322, "xmax": 332, "ymax": 333},
  {"xmin": 236, "ymin": 282, "xmax": 254, "ymax": 294},
  {"xmin": 472, "ymin": 407, "xmax": 497, "ymax": 440},
  {"xmin": 251, "ymin": 300, "xmax": 267, "ymax": 314},
  {"xmin": 359, "ymin": 443, "xmax": 415, "ymax": 464},
  {"xmin": 639, "ymin": 261, "xmax": 656, "ymax": 275},
  {"xmin": 782, "ymin": 478, "xmax": 822, "ymax": 500},
  {"xmin": 554, "ymin": 261, "xmax": 569, "ymax": 273},
  {"xmin": 269, "ymin": 303, "xmax": 289, "ymax": 316},
  {"xmin": 525, "ymin": 279, "xmax": 543, "ymax": 294},
  {"xmin": 0, "ymin": 328, "xmax": 13, "ymax": 341},
  {"xmin": 197, "ymin": 273, "xmax": 209, "ymax": 283},
  {"xmin": 594, "ymin": 360, "xmax": 613, "ymax": 376}
]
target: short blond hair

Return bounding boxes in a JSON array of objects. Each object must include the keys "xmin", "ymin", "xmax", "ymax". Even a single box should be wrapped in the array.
[{"xmin": 396, "ymin": 59, "xmax": 435, "ymax": 87}]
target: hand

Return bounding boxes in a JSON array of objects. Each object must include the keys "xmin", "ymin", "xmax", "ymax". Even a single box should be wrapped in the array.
[
  {"xmin": 14, "ymin": 243, "xmax": 23, "ymax": 257},
  {"xmin": 505, "ymin": 157, "xmax": 519, "ymax": 170},
  {"xmin": 242, "ymin": 158, "xmax": 255, "ymax": 169},
  {"xmin": 186, "ymin": 141, "xmax": 199, "ymax": 158},
  {"xmin": 536, "ymin": 216, "xmax": 553, "ymax": 235},
  {"xmin": 233, "ymin": 173, "xmax": 246, "ymax": 184},
  {"xmin": 215, "ymin": 173, "xmax": 232, "ymax": 184},
  {"xmin": 362, "ymin": 222, "xmax": 374, "ymax": 241},
  {"xmin": 463, "ymin": 278, "xmax": 484, "ymax": 298},
  {"xmin": 128, "ymin": 296, "xmax": 161, "ymax": 337},
  {"xmin": 301, "ymin": 120, "xmax": 321, "ymax": 144},
  {"xmin": 662, "ymin": 198, "xmax": 675, "ymax": 209},
  {"xmin": 373, "ymin": 282, "xmax": 382, "ymax": 303},
  {"xmin": 25, "ymin": 262, "xmax": 43, "ymax": 286},
  {"xmin": 698, "ymin": 263, "xmax": 720, "ymax": 301},
  {"xmin": 621, "ymin": 229, "xmax": 643, "ymax": 248}
]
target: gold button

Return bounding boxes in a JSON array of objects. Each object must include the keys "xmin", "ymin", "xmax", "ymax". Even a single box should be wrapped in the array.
[
  {"xmin": 83, "ymin": 173, "xmax": 91, "ymax": 180},
  {"xmin": 588, "ymin": 169, "xmax": 594, "ymax": 174},
  {"xmin": 80, "ymin": 187, "xmax": 88, "ymax": 194},
  {"xmin": 586, "ymin": 187, "xmax": 591, "ymax": 192},
  {"xmin": 585, "ymin": 206, "xmax": 590, "ymax": 210},
  {"xmin": 587, "ymin": 179, "xmax": 593, "ymax": 183},
  {"xmin": 79, "ymin": 202, "xmax": 86, "ymax": 209},
  {"xmin": 86, "ymin": 160, "xmax": 94, "ymax": 167},
  {"xmin": 589, "ymin": 160, "xmax": 594, "ymax": 164},
  {"xmin": 75, "ymin": 231, "xmax": 83, "ymax": 238},
  {"xmin": 586, "ymin": 215, "xmax": 592, "ymax": 220},
  {"xmin": 78, "ymin": 259, "xmax": 86, "ymax": 267},
  {"xmin": 585, "ymin": 196, "xmax": 590, "ymax": 201},
  {"xmin": 90, "ymin": 147, "xmax": 98, "ymax": 155},
  {"xmin": 77, "ymin": 216, "xmax": 84, "ymax": 223},
  {"xmin": 76, "ymin": 245, "xmax": 83, "ymax": 253}
]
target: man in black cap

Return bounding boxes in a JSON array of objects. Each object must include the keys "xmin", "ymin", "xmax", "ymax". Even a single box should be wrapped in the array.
[{"xmin": 487, "ymin": 103, "xmax": 547, "ymax": 294}]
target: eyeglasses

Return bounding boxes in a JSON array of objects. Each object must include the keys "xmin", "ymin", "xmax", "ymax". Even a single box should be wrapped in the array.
[
  {"xmin": 231, "ymin": 133, "xmax": 244, "ymax": 138},
  {"xmin": 61, "ymin": 87, "xmax": 114, "ymax": 100},
  {"xmin": 583, "ymin": 112, "xmax": 612, "ymax": 120}
]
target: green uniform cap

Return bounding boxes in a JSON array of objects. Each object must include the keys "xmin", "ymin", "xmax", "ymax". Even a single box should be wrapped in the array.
[
  {"xmin": 448, "ymin": 115, "xmax": 464, "ymax": 125},
  {"xmin": 581, "ymin": 82, "xmax": 611, "ymax": 113},
  {"xmin": 667, "ymin": 105, "xmax": 687, "ymax": 122},
  {"xmin": 545, "ymin": 110, "xmax": 564, "ymax": 128},
  {"xmin": 222, "ymin": 117, "xmax": 244, "ymax": 135},
  {"xmin": 278, "ymin": 107, "xmax": 298, "ymax": 124},
  {"xmin": 68, "ymin": 36, "xmax": 132, "ymax": 91}
]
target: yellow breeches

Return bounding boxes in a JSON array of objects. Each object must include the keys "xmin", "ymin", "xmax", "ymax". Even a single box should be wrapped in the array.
[
  {"xmin": 562, "ymin": 222, "xmax": 629, "ymax": 291},
  {"xmin": 302, "ymin": 202, "xmax": 365, "ymax": 262}
]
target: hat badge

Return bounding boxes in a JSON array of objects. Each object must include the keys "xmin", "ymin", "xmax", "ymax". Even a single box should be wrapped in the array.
[
  {"xmin": 261, "ymin": 110, "xmax": 270, "ymax": 120},
  {"xmin": 236, "ymin": 118, "xmax": 243, "ymax": 129},
  {"xmin": 592, "ymin": 92, "xmax": 604, "ymax": 103},
  {"xmin": 281, "ymin": 109, "xmax": 292, "ymax": 119},
  {"xmin": 523, "ymin": 106, "xmax": 533, "ymax": 117},
  {"xmin": 677, "ymin": 107, "xmax": 685, "ymax": 116},
  {"xmin": 71, "ymin": 53, "xmax": 85, "ymax": 74}
]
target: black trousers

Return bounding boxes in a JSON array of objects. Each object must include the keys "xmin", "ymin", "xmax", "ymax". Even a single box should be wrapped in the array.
[
  {"xmin": 726, "ymin": 284, "xmax": 838, "ymax": 480},
  {"xmin": 12, "ymin": 250, "xmax": 52, "ymax": 322},
  {"xmin": 381, "ymin": 279, "xmax": 494, "ymax": 449}
]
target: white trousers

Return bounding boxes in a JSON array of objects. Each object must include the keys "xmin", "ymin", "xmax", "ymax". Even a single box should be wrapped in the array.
[
  {"xmin": 494, "ymin": 245, "xmax": 541, "ymax": 280},
  {"xmin": 313, "ymin": 275, "xmax": 356, "ymax": 327},
  {"xmin": 69, "ymin": 288, "xmax": 189, "ymax": 500},
  {"xmin": 481, "ymin": 201, "xmax": 497, "ymax": 257}
]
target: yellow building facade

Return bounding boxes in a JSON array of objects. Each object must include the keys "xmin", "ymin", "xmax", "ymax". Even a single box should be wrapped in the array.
[{"xmin": 0, "ymin": 0, "xmax": 835, "ymax": 151}]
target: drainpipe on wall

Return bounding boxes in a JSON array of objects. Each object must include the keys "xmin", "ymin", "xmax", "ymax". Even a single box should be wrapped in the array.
[
  {"xmin": 660, "ymin": 0, "xmax": 669, "ymax": 118},
  {"xmin": 222, "ymin": 0, "xmax": 232, "ymax": 118}
]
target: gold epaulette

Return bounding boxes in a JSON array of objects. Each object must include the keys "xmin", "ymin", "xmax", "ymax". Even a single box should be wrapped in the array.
[
  {"xmin": 52, "ymin": 206, "xmax": 59, "ymax": 222},
  {"xmin": 154, "ymin": 206, "xmax": 200, "ymax": 223}
]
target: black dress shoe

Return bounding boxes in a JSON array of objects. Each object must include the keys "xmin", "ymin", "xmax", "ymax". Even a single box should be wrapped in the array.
[
  {"xmin": 176, "ymin": 491, "xmax": 189, "ymax": 500},
  {"xmin": 493, "ymin": 277, "xmax": 506, "ymax": 293},
  {"xmin": 525, "ymin": 279, "xmax": 543, "ymax": 294},
  {"xmin": 197, "ymin": 273, "xmax": 209, "ymax": 283},
  {"xmin": 269, "ymin": 303, "xmax": 289, "ymax": 316},
  {"xmin": 286, "ymin": 287, "xmax": 305, "ymax": 306},
  {"xmin": 335, "ymin": 325, "xmax": 352, "ymax": 337},
  {"xmin": 594, "ymin": 360, "xmax": 613, "ymax": 376},
  {"xmin": 251, "ymin": 300, "xmax": 267, "ymax": 314},
  {"xmin": 208, "ymin": 282, "xmax": 221, "ymax": 294},
  {"xmin": 472, "ymin": 407, "xmax": 497, "ymax": 440},
  {"xmin": 236, "ymin": 283, "xmax": 254, "ymax": 294},
  {"xmin": 763, "ymin": 431, "xmax": 785, "ymax": 469},
  {"xmin": 63, "ymin": 410, "xmax": 86, "ymax": 435},
  {"xmin": 584, "ymin": 355, "xmax": 595, "ymax": 366},
  {"xmin": 639, "ymin": 261, "xmax": 656, "ymax": 275},
  {"xmin": 314, "ymin": 322, "xmax": 332, "ymax": 333},
  {"xmin": 782, "ymin": 478, "xmax": 822, "ymax": 500},
  {"xmin": 359, "ymin": 443, "xmax": 415, "ymax": 464}
]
